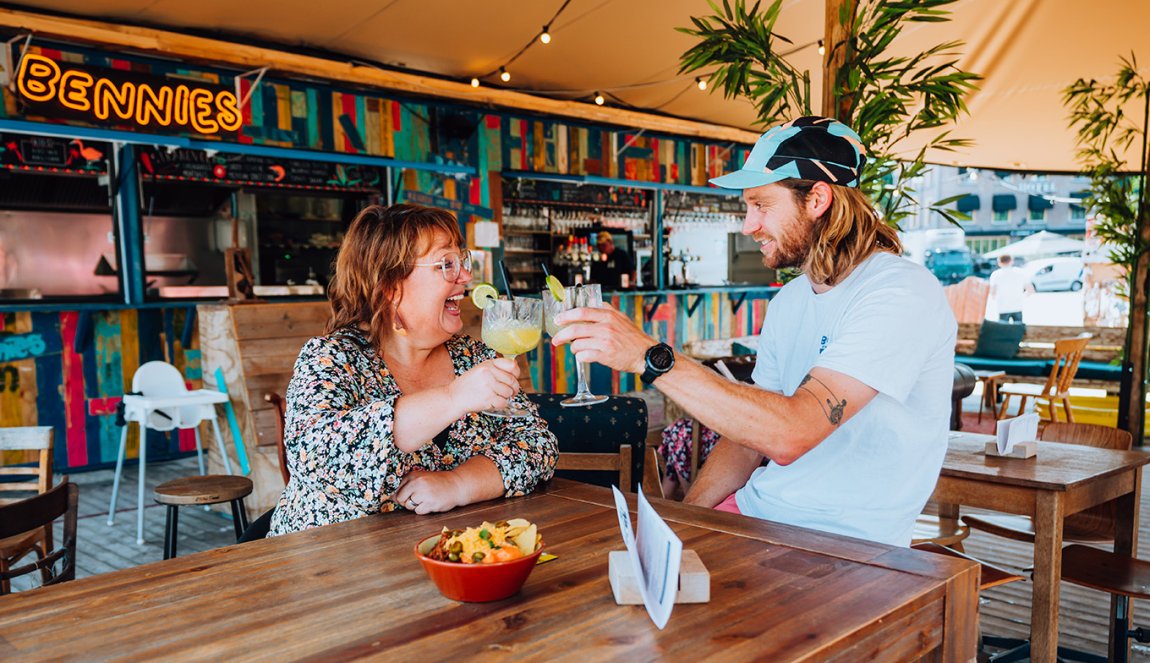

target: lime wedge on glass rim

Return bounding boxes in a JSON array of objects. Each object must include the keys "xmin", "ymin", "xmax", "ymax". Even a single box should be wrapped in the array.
[
  {"xmin": 545, "ymin": 275, "xmax": 566, "ymax": 302},
  {"xmin": 471, "ymin": 282, "xmax": 499, "ymax": 310}
]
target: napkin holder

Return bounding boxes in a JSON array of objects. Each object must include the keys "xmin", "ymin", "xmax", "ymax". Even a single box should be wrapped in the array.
[
  {"xmin": 608, "ymin": 550, "xmax": 710, "ymax": 604},
  {"xmin": 985, "ymin": 440, "xmax": 1038, "ymax": 459}
]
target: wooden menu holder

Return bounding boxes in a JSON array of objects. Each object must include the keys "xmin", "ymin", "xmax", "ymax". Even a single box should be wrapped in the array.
[
  {"xmin": 608, "ymin": 550, "xmax": 710, "ymax": 604},
  {"xmin": 984, "ymin": 440, "xmax": 1038, "ymax": 459}
]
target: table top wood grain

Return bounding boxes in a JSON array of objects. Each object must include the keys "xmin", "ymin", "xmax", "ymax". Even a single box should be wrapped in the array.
[
  {"xmin": 943, "ymin": 432, "xmax": 1150, "ymax": 491},
  {"xmin": 0, "ymin": 480, "xmax": 978, "ymax": 662}
]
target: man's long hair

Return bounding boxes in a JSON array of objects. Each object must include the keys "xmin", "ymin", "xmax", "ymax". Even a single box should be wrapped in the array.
[
  {"xmin": 778, "ymin": 179, "xmax": 902, "ymax": 286},
  {"xmin": 326, "ymin": 204, "xmax": 462, "ymax": 353}
]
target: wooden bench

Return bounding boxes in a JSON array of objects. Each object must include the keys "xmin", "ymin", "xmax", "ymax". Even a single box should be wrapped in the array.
[{"xmin": 955, "ymin": 322, "xmax": 1124, "ymax": 393}]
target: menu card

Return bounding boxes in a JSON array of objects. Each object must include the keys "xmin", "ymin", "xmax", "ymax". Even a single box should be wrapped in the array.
[
  {"xmin": 611, "ymin": 486, "xmax": 683, "ymax": 629},
  {"xmin": 996, "ymin": 412, "xmax": 1040, "ymax": 454}
]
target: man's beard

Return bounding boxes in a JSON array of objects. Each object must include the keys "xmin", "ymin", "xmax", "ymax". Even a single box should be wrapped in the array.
[{"xmin": 762, "ymin": 211, "xmax": 817, "ymax": 270}]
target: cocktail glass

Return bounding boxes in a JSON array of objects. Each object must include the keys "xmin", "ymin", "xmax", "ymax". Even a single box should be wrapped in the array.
[
  {"xmin": 542, "ymin": 283, "xmax": 609, "ymax": 407},
  {"xmin": 481, "ymin": 298, "xmax": 543, "ymax": 418}
]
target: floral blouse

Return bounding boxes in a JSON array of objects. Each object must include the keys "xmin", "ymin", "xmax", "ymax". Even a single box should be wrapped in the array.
[{"xmin": 268, "ymin": 327, "xmax": 558, "ymax": 536}]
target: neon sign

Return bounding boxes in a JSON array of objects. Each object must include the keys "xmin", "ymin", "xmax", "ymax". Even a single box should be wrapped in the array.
[{"xmin": 15, "ymin": 54, "xmax": 242, "ymax": 137}]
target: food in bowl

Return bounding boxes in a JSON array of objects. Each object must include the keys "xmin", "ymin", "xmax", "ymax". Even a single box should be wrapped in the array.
[
  {"xmin": 425, "ymin": 518, "xmax": 540, "ymax": 564},
  {"xmin": 415, "ymin": 518, "xmax": 545, "ymax": 602}
]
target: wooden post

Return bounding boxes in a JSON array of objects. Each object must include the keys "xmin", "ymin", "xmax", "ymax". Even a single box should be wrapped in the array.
[
  {"xmin": 1117, "ymin": 91, "xmax": 1150, "ymax": 447},
  {"xmin": 1118, "ymin": 211, "xmax": 1149, "ymax": 445},
  {"xmin": 821, "ymin": 0, "xmax": 857, "ymax": 121}
]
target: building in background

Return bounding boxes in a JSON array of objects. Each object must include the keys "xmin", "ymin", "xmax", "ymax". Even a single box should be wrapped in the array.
[{"xmin": 903, "ymin": 166, "xmax": 1091, "ymax": 259}]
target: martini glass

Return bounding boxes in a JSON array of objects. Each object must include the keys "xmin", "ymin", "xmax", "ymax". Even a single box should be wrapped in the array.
[
  {"xmin": 481, "ymin": 298, "xmax": 543, "ymax": 417},
  {"xmin": 543, "ymin": 283, "xmax": 609, "ymax": 407}
]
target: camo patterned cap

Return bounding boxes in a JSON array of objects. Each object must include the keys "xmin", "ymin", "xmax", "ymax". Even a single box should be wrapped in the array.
[{"xmin": 710, "ymin": 116, "xmax": 867, "ymax": 190}]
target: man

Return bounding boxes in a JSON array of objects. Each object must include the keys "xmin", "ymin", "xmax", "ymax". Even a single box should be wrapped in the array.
[
  {"xmin": 552, "ymin": 117, "xmax": 956, "ymax": 546},
  {"xmin": 988, "ymin": 253, "xmax": 1028, "ymax": 323},
  {"xmin": 590, "ymin": 230, "xmax": 634, "ymax": 288}
]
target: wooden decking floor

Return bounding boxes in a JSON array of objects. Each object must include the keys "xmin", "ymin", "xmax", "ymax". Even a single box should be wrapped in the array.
[{"xmin": 9, "ymin": 454, "xmax": 1150, "ymax": 661}]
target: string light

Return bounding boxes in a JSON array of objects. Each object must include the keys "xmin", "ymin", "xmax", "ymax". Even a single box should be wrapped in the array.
[
  {"xmin": 594, "ymin": 92, "xmax": 605, "ymax": 105},
  {"xmin": 470, "ymin": 77, "xmax": 480, "ymax": 88},
  {"xmin": 540, "ymin": 26, "xmax": 552, "ymax": 44},
  {"xmin": 818, "ymin": 40, "xmax": 825, "ymax": 55},
  {"xmin": 499, "ymin": 67, "xmax": 511, "ymax": 82},
  {"xmin": 696, "ymin": 77, "xmax": 707, "ymax": 91}
]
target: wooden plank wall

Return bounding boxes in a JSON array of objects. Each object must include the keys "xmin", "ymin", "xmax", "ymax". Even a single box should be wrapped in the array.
[
  {"xmin": 0, "ymin": 308, "xmax": 199, "ymax": 472},
  {"xmin": 199, "ymin": 302, "xmax": 329, "ymax": 513}
]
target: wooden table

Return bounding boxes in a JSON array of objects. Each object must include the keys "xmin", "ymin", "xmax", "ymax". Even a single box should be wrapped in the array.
[
  {"xmin": 936, "ymin": 432, "xmax": 1150, "ymax": 662},
  {"xmin": 0, "ymin": 480, "xmax": 979, "ymax": 662},
  {"xmin": 971, "ymin": 369, "xmax": 1006, "ymax": 422}
]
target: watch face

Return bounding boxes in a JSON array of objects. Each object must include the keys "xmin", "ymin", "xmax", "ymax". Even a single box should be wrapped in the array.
[{"xmin": 648, "ymin": 344, "xmax": 674, "ymax": 370}]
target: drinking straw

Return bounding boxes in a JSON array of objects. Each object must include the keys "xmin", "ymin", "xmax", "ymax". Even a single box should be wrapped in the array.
[
  {"xmin": 498, "ymin": 259, "xmax": 516, "ymax": 301},
  {"xmin": 540, "ymin": 262, "xmax": 551, "ymax": 278}
]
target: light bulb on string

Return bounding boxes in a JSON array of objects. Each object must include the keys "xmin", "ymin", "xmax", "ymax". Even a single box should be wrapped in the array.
[
  {"xmin": 594, "ymin": 92, "xmax": 605, "ymax": 105},
  {"xmin": 696, "ymin": 77, "xmax": 708, "ymax": 91},
  {"xmin": 499, "ymin": 67, "xmax": 511, "ymax": 82},
  {"xmin": 470, "ymin": 77, "xmax": 480, "ymax": 88},
  {"xmin": 540, "ymin": 26, "xmax": 551, "ymax": 44},
  {"xmin": 818, "ymin": 40, "xmax": 825, "ymax": 55}
]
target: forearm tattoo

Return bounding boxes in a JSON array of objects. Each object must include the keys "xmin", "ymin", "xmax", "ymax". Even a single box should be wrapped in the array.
[{"xmin": 798, "ymin": 374, "xmax": 847, "ymax": 425}]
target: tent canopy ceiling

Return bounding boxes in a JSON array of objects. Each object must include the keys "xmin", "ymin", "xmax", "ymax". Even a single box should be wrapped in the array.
[{"xmin": 2, "ymin": 0, "xmax": 1145, "ymax": 172}]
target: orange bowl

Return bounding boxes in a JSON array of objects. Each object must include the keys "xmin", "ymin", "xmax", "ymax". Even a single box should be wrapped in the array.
[{"xmin": 414, "ymin": 533, "xmax": 544, "ymax": 602}]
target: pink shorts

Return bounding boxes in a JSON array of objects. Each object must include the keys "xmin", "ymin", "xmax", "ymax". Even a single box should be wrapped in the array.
[{"xmin": 715, "ymin": 492, "xmax": 741, "ymax": 514}]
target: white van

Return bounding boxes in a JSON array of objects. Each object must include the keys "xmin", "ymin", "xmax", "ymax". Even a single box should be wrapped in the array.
[{"xmin": 1025, "ymin": 257, "xmax": 1084, "ymax": 292}]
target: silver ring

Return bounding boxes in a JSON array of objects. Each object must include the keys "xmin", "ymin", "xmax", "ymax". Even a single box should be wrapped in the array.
[{"xmin": 407, "ymin": 497, "xmax": 419, "ymax": 508}]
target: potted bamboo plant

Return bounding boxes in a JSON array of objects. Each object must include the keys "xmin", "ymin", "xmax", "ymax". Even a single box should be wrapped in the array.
[
  {"xmin": 677, "ymin": 0, "xmax": 980, "ymax": 227},
  {"xmin": 1064, "ymin": 54, "xmax": 1150, "ymax": 442}
]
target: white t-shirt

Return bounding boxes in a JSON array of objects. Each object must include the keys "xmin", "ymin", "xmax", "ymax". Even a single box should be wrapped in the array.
[
  {"xmin": 989, "ymin": 266, "xmax": 1028, "ymax": 314},
  {"xmin": 739, "ymin": 252, "xmax": 957, "ymax": 546}
]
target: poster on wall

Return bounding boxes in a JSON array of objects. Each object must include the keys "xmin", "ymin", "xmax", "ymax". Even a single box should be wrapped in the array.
[{"xmin": 14, "ymin": 53, "xmax": 241, "ymax": 138}]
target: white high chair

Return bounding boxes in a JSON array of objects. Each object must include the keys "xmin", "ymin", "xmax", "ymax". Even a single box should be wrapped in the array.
[{"xmin": 107, "ymin": 361, "xmax": 232, "ymax": 545}]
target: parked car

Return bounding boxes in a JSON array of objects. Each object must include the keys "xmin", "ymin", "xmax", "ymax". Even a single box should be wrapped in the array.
[
  {"xmin": 924, "ymin": 247, "xmax": 975, "ymax": 285},
  {"xmin": 1025, "ymin": 256, "xmax": 1084, "ymax": 292}
]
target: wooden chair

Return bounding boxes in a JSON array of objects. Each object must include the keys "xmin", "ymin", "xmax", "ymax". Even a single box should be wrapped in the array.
[
  {"xmin": 0, "ymin": 426, "xmax": 54, "ymax": 592},
  {"xmin": 154, "ymin": 475, "xmax": 253, "ymax": 560},
  {"xmin": 526, "ymin": 393, "xmax": 647, "ymax": 492},
  {"xmin": 996, "ymin": 334, "xmax": 1091, "ymax": 422},
  {"xmin": 912, "ymin": 513, "xmax": 970, "ymax": 552},
  {"xmin": 962, "ymin": 422, "xmax": 1133, "ymax": 544},
  {"xmin": 1059, "ymin": 544, "xmax": 1150, "ymax": 663},
  {"xmin": 0, "ymin": 481, "xmax": 78, "ymax": 595},
  {"xmin": 912, "ymin": 541, "xmax": 1024, "ymax": 591},
  {"xmin": 264, "ymin": 392, "xmax": 290, "ymax": 485}
]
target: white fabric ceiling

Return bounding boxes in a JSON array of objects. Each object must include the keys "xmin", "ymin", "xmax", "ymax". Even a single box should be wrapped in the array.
[{"xmin": 5, "ymin": 0, "xmax": 1147, "ymax": 172}]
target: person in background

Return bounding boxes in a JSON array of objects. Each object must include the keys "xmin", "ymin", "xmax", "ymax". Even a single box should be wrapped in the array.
[
  {"xmin": 269, "ymin": 204, "xmax": 557, "ymax": 536},
  {"xmin": 553, "ymin": 116, "xmax": 956, "ymax": 546},
  {"xmin": 988, "ymin": 253, "xmax": 1029, "ymax": 323},
  {"xmin": 590, "ymin": 230, "xmax": 634, "ymax": 288}
]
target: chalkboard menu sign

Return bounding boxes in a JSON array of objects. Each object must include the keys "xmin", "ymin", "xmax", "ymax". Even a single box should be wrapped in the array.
[
  {"xmin": 138, "ymin": 147, "xmax": 384, "ymax": 192},
  {"xmin": 502, "ymin": 177, "xmax": 649, "ymax": 208},
  {"xmin": 0, "ymin": 133, "xmax": 109, "ymax": 173}
]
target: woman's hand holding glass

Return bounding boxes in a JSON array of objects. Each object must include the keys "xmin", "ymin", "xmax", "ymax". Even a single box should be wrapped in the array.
[
  {"xmin": 447, "ymin": 357, "xmax": 521, "ymax": 416},
  {"xmin": 480, "ymin": 298, "xmax": 543, "ymax": 417}
]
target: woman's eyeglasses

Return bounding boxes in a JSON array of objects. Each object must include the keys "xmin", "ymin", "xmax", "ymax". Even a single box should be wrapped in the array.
[{"xmin": 414, "ymin": 251, "xmax": 473, "ymax": 282}]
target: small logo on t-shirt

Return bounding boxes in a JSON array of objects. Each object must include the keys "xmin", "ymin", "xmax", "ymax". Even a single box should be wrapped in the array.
[{"xmin": 819, "ymin": 335, "xmax": 829, "ymax": 354}]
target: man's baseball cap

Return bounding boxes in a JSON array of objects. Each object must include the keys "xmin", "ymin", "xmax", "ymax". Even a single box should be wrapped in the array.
[
  {"xmin": 596, "ymin": 231, "xmax": 613, "ymax": 244},
  {"xmin": 710, "ymin": 116, "xmax": 867, "ymax": 190}
]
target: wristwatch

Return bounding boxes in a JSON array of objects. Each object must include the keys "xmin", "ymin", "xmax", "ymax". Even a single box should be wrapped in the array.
[{"xmin": 640, "ymin": 343, "xmax": 675, "ymax": 385}]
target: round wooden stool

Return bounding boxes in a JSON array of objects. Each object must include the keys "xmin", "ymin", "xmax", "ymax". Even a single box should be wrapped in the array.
[{"xmin": 153, "ymin": 475, "xmax": 253, "ymax": 560}]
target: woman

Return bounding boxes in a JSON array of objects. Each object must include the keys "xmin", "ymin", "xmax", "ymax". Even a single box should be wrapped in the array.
[{"xmin": 269, "ymin": 204, "xmax": 558, "ymax": 536}]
